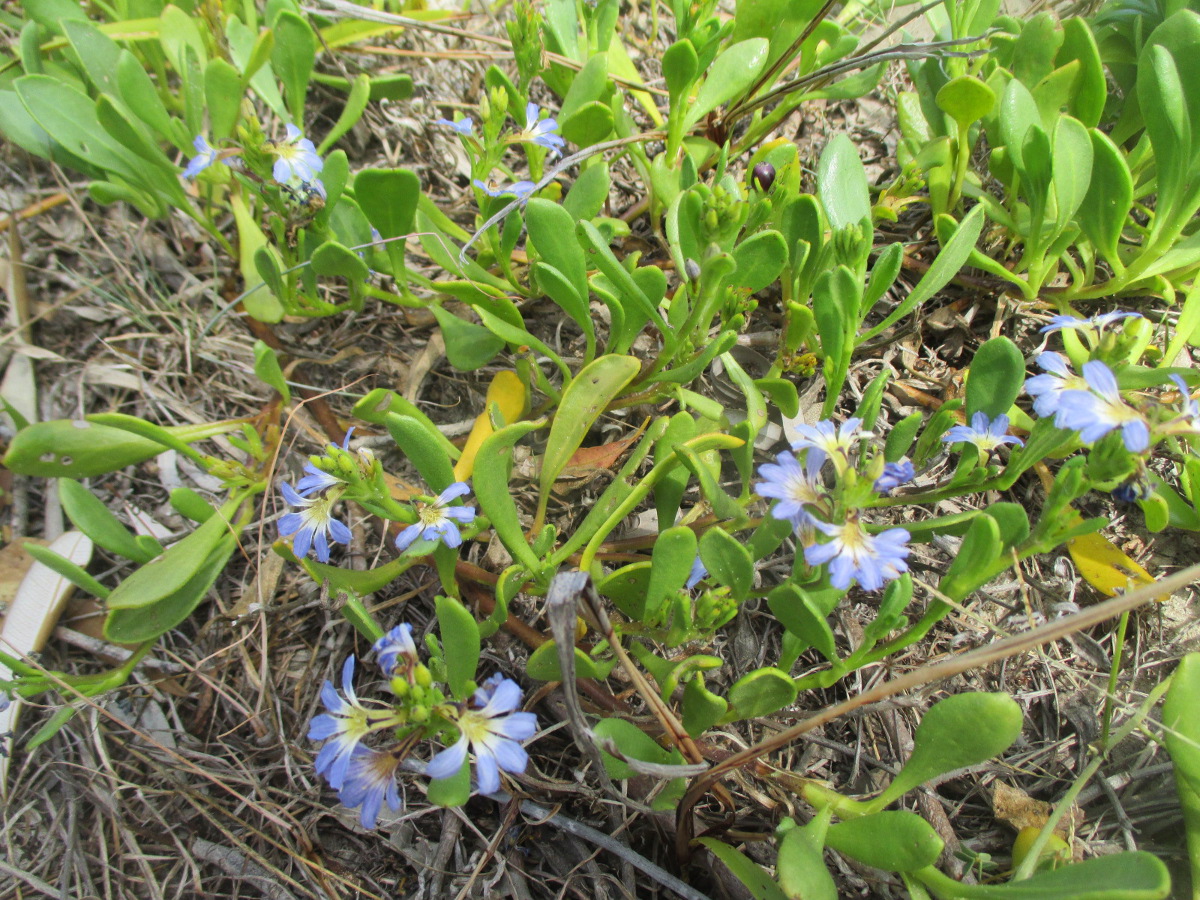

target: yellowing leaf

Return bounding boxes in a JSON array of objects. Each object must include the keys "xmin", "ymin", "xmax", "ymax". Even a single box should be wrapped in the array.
[
  {"xmin": 453, "ymin": 371, "xmax": 527, "ymax": 482},
  {"xmin": 1067, "ymin": 529, "xmax": 1168, "ymax": 602}
]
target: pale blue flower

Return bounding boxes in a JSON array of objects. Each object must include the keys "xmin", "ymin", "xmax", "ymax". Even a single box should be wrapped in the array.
[
  {"xmin": 183, "ymin": 134, "xmax": 218, "ymax": 178},
  {"xmin": 790, "ymin": 418, "xmax": 864, "ymax": 459},
  {"xmin": 394, "ymin": 482, "xmax": 477, "ymax": 552},
  {"xmin": 1025, "ymin": 352, "xmax": 1089, "ymax": 422},
  {"xmin": 308, "ymin": 657, "xmax": 374, "ymax": 791},
  {"xmin": 941, "ymin": 412, "xmax": 1024, "ymax": 452},
  {"xmin": 337, "ymin": 746, "xmax": 404, "ymax": 830},
  {"xmin": 426, "ymin": 674, "xmax": 537, "ymax": 795},
  {"xmin": 373, "ymin": 623, "xmax": 417, "ymax": 677},
  {"xmin": 279, "ymin": 482, "xmax": 352, "ymax": 562},
  {"xmin": 755, "ymin": 449, "xmax": 827, "ymax": 527},
  {"xmin": 1040, "ymin": 311, "xmax": 1141, "ymax": 334},
  {"xmin": 272, "ymin": 123, "xmax": 324, "ymax": 184},
  {"xmin": 436, "ymin": 116, "xmax": 474, "ymax": 136},
  {"xmin": 874, "ymin": 459, "xmax": 915, "ymax": 494},
  {"xmin": 517, "ymin": 102, "xmax": 565, "ymax": 155},
  {"xmin": 1056, "ymin": 360, "xmax": 1149, "ymax": 452},
  {"xmin": 804, "ymin": 519, "xmax": 910, "ymax": 591},
  {"xmin": 473, "ymin": 178, "xmax": 537, "ymax": 200},
  {"xmin": 686, "ymin": 556, "xmax": 707, "ymax": 590}
]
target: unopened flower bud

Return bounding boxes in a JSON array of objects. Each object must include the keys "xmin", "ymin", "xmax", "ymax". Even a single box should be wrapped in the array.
[
  {"xmin": 414, "ymin": 664, "xmax": 433, "ymax": 688},
  {"xmin": 751, "ymin": 162, "xmax": 775, "ymax": 192}
]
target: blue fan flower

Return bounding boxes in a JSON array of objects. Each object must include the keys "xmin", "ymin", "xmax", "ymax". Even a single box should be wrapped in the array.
[
  {"xmin": 941, "ymin": 412, "xmax": 1024, "ymax": 452},
  {"xmin": 425, "ymin": 674, "xmax": 537, "ymax": 795},
  {"xmin": 804, "ymin": 518, "xmax": 910, "ymax": 591},
  {"xmin": 278, "ymin": 483, "xmax": 352, "ymax": 562},
  {"xmin": 395, "ymin": 482, "xmax": 477, "ymax": 552}
]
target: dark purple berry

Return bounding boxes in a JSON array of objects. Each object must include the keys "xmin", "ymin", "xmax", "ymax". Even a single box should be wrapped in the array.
[{"xmin": 751, "ymin": 162, "xmax": 775, "ymax": 192}]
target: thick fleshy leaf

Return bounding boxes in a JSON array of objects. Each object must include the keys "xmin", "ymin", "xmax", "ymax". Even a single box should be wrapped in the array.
[
  {"xmin": 536, "ymin": 355, "xmax": 640, "ymax": 526},
  {"xmin": 473, "ymin": 419, "xmax": 546, "ymax": 574},
  {"xmin": 827, "ymin": 811, "xmax": 943, "ymax": 872},
  {"xmin": 965, "ymin": 336, "xmax": 1025, "ymax": 420},
  {"xmin": 724, "ymin": 667, "xmax": 798, "ymax": 720},
  {"xmin": 817, "ymin": 133, "xmax": 871, "ymax": 231},
  {"xmin": 59, "ymin": 479, "xmax": 161, "ymax": 564},
  {"xmin": 870, "ymin": 693, "xmax": 1022, "ymax": 809},
  {"xmin": 436, "ymin": 595, "xmax": 480, "ymax": 700},
  {"xmin": 683, "ymin": 38, "xmax": 769, "ymax": 128}
]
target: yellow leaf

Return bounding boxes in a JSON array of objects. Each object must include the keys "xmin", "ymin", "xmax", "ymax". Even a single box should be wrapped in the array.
[
  {"xmin": 1067, "ymin": 529, "xmax": 1168, "ymax": 602},
  {"xmin": 453, "ymin": 371, "xmax": 527, "ymax": 482}
]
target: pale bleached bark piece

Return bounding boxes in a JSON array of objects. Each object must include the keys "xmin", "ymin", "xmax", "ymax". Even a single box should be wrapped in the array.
[{"xmin": 0, "ymin": 530, "xmax": 93, "ymax": 797}]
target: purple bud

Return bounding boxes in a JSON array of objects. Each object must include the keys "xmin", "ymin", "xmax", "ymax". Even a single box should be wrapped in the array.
[{"xmin": 751, "ymin": 162, "xmax": 775, "ymax": 192}]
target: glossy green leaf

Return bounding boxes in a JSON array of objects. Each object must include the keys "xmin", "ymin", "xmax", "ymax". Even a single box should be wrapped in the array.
[
  {"xmin": 62, "ymin": 18, "xmax": 122, "ymax": 98},
  {"xmin": 684, "ymin": 38, "xmax": 770, "ymax": 128},
  {"xmin": 436, "ymin": 595, "xmax": 480, "ymax": 700},
  {"xmin": 14, "ymin": 75, "xmax": 144, "ymax": 184},
  {"xmin": 23, "ymin": 542, "xmax": 110, "ymax": 599},
  {"xmin": 1058, "ymin": 17, "xmax": 1106, "ymax": 128},
  {"xmin": 537, "ymin": 355, "xmax": 640, "ymax": 524},
  {"xmin": 699, "ymin": 526, "xmax": 753, "ymax": 601},
  {"xmin": 917, "ymin": 851, "xmax": 1170, "ymax": 899},
  {"xmin": 936, "ymin": 75, "xmax": 995, "ymax": 129},
  {"xmin": 4, "ymin": 419, "xmax": 168, "ymax": 478},
  {"xmin": 966, "ymin": 337, "xmax": 1025, "ymax": 420},
  {"xmin": 597, "ymin": 561, "xmax": 652, "ymax": 618},
  {"xmin": 859, "ymin": 204, "xmax": 985, "ymax": 343},
  {"xmin": 253, "ymin": 339, "xmax": 291, "ymax": 403},
  {"xmin": 430, "ymin": 305, "xmax": 505, "ymax": 372},
  {"xmin": 60, "ymin": 479, "xmax": 161, "ymax": 564},
  {"xmin": 560, "ymin": 101, "xmax": 613, "ymax": 147},
  {"xmin": 663, "ymin": 39, "xmax": 698, "ymax": 101},
  {"xmin": 1051, "ymin": 116, "xmax": 1093, "ymax": 234},
  {"xmin": 1138, "ymin": 44, "xmax": 1188, "ymax": 227},
  {"xmin": 1078, "ymin": 130, "xmax": 1133, "ymax": 268},
  {"xmin": 696, "ymin": 838, "xmax": 788, "ymax": 900},
  {"xmin": 270, "ymin": 11, "xmax": 315, "ymax": 122},
  {"xmin": 352, "ymin": 389, "xmax": 458, "ymax": 458},
  {"xmin": 562, "ymin": 162, "xmax": 610, "ymax": 221},
  {"xmin": 778, "ymin": 811, "xmax": 837, "ymax": 900},
  {"xmin": 646, "ymin": 526, "xmax": 698, "ymax": 621},
  {"xmin": 104, "ymin": 535, "xmax": 236, "ymax": 643},
  {"xmin": 318, "ymin": 74, "xmax": 370, "ymax": 155},
  {"xmin": 384, "ymin": 413, "xmax": 455, "ymax": 494},
  {"xmin": 298, "ymin": 554, "xmax": 409, "ymax": 596},
  {"xmin": 682, "ymin": 677, "xmax": 727, "ymax": 737},
  {"xmin": 817, "ymin": 133, "xmax": 871, "ymax": 231},
  {"xmin": 105, "ymin": 509, "xmax": 230, "ymax": 610},
  {"xmin": 204, "ymin": 57, "xmax": 243, "ymax": 139},
  {"xmin": 116, "ymin": 50, "xmax": 186, "ymax": 149},
  {"xmin": 355, "ymin": 168, "xmax": 421, "ymax": 280},
  {"xmin": 730, "ymin": 230, "xmax": 787, "ymax": 292},
  {"xmin": 768, "ymin": 583, "xmax": 839, "ymax": 662},
  {"xmin": 938, "ymin": 513, "xmax": 1003, "ymax": 601},
  {"xmin": 1163, "ymin": 652, "xmax": 1200, "ymax": 891},
  {"xmin": 526, "ymin": 640, "xmax": 615, "ymax": 681},
  {"xmin": 725, "ymin": 667, "xmax": 798, "ymax": 720},
  {"xmin": 827, "ymin": 811, "xmax": 944, "ymax": 872},
  {"xmin": 872, "ymin": 693, "xmax": 1022, "ymax": 809},
  {"xmin": 426, "ymin": 757, "xmax": 471, "ymax": 806},
  {"xmin": 473, "ymin": 418, "xmax": 546, "ymax": 573},
  {"xmin": 999, "ymin": 78, "xmax": 1041, "ymax": 173},
  {"xmin": 594, "ymin": 716, "xmax": 684, "ymax": 779},
  {"xmin": 577, "ymin": 221, "xmax": 672, "ymax": 349}
]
